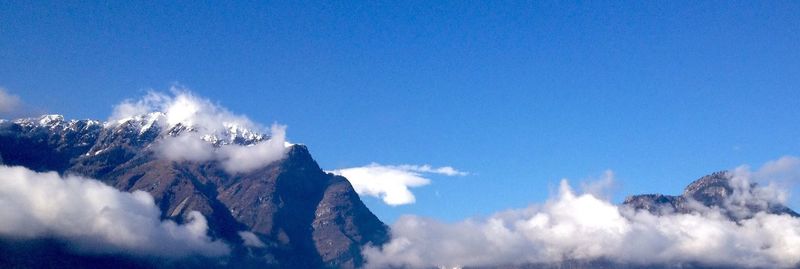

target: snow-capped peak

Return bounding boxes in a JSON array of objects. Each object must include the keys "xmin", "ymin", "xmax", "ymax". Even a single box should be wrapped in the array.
[
  {"xmin": 108, "ymin": 112, "xmax": 267, "ymax": 146},
  {"xmin": 194, "ymin": 123, "xmax": 266, "ymax": 146},
  {"xmin": 11, "ymin": 115, "xmax": 101, "ymax": 132},
  {"xmin": 38, "ymin": 114, "xmax": 64, "ymax": 125},
  {"xmin": 11, "ymin": 113, "xmax": 275, "ymax": 147},
  {"xmin": 12, "ymin": 114, "xmax": 65, "ymax": 128},
  {"xmin": 110, "ymin": 112, "xmax": 168, "ymax": 134}
]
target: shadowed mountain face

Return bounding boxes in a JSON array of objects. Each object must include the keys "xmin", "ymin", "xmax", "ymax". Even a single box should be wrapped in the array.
[
  {"xmin": 623, "ymin": 171, "xmax": 799, "ymax": 220},
  {"xmin": 0, "ymin": 115, "xmax": 389, "ymax": 268}
]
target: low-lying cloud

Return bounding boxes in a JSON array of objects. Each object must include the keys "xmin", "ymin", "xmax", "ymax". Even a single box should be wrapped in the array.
[
  {"xmin": 329, "ymin": 163, "xmax": 467, "ymax": 206},
  {"xmin": 217, "ymin": 124, "xmax": 288, "ymax": 173},
  {"xmin": 111, "ymin": 88, "xmax": 289, "ymax": 173},
  {"xmin": 157, "ymin": 133, "xmax": 216, "ymax": 162},
  {"xmin": 0, "ymin": 165, "xmax": 229, "ymax": 258},
  {"xmin": 364, "ymin": 158, "xmax": 800, "ymax": 269},
  {"xmin": 157, "ymin": 124, "xmax": 288, "ymax": 173}
]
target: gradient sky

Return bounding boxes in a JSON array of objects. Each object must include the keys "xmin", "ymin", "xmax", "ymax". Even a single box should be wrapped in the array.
[{"xmin": 2, "ymin": 1, "xmax": 799, "ymax": 222}]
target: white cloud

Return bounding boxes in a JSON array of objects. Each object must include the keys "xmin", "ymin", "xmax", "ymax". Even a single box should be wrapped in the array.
[
  {"xmin": 219, "ymin": 124, "xmax": 288, "ymax": 173},
  {"xmin": 751, "ymin": 156, "xmax": 800, "ymax": 186},
  {"xmin": 109, "ymin": 88, "xmax": 258, "ymax": 133},
  {"xmin": 109, "ymin": 91, "xmax": 170, "ymax": 123},
  {"xmin": 364, "ymin": 159, "xmax": 800, "ymax": 269},
  {"xmin": 329, "ymin": 163, "xmax": 467, "ymax": 206},
  {"xmin": 0, "ymin": 165, "xmax": 229, "ymax": 258},
  {"xmin": 112, "ymin": 88, "xmax": 289, "ymax": 173},
  {"xmin": 0, "ymin": 87, "xmax": 22, "ymax": 115},
  {"xmin": 158, "ymin": 133, "xmax": 216, "ymax": 162},
  {"xmin": 389, "ymin": 164, "xmax": 468, "ymax": 176},
  {"xmin": 579, "ymin": 169, "xmax": 617, "ymax": 200},
  {"xmin": 156, "ymin": 124, "xmax": 288, "ymax": 173},
  {"xmin": 238, "ymin": 231, "xmax": 266, "ymax": 248}
]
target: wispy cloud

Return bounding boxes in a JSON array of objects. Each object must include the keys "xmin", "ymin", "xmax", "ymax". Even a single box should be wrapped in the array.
[
  {"xmin": 0, "ymin": 87, "xmax": 22, "ymax": 116},
  {"xmin": 156, "ymin": 123, "xmax": 288, "ymax": 173},
  {"xmin": 387, "ymin": 164, "xmax": 468, "ymax": 176},
  {"xmin": 579, "ymin": 169, "xmax": 617, "ymax": 200},
  {"xmin": 217, "ymin": 124, "xmax": 287, "ymax": 173},
  {"xmin": 0, "ymin": 165, "xmax": 229, "ymax": 257},
  {"xmin": 238, "ymin": 231, "xmax": 266, "ymax": 248},
  {"xmin": 329, "ymin": 163, "xmax": 467, "ymax": 206},
  {"xmin": 364, "ymin": 158, "xmax": 800, "ymax": 269}
]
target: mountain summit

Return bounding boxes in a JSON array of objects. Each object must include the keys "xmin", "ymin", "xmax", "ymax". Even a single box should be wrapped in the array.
[
  {"xmin": 0, "ymin": 114, "xmax": 389, "ymax": 268},
  {"xmin": 624, "ymin": 171, "xmax": 799, "ymax": 220}
]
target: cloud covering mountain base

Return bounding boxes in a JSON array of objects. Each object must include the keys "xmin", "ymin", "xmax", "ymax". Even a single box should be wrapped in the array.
[
  {"xmin": 3, "ymin": 87, "xmax": 799, "ymax": 268},
  {"xmin": 364, "ymin": 159, "xmax": 800, "ymax": 269},
  {"xmin": 0, "ymin": 165, "xmax": 229, "ymax": 258}
]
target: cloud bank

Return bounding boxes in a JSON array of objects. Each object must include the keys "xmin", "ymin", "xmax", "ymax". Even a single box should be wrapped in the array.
[
  {"xmin": 110, "ymin": 88, "xmax": 289, "ymax": 173},
  {"xmin": 329, "ymin": 163, "xmax": 467, "ymax": 206},
  {"xmin": 0, "ymin": 165, "xmax": 229, "ymax": 258},
  {"xmin": 364, "ymin": 159, "xmax": 800, "ymax": 269}
]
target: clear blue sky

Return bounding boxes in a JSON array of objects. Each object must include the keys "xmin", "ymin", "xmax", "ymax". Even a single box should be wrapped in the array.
[{"xmin": 2, "ymin": 1, "xmax": 799, "ymax": 222}]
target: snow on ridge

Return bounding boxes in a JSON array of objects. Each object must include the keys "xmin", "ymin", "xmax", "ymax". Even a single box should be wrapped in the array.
[
  {"xmin": 12, "ymin": 115, "xmax": 101, "ymax": 131},
  {"xmin": 108, "ymin": 112, "xmax": 167, "ymax": 133},
  {"xmin": 9, "ymin": 113, "xmax": 283, "ymax": 149},
  {"xmin": 38, "ymin": 114, "xmax": 64, "ymax": 125},
  {"xmin": 10, "ymin": 114, "xmax": 64, "ymax": 127},
  {"xmin": 103, "ymin": 111, "xmax": 267, "ymax": 145}
]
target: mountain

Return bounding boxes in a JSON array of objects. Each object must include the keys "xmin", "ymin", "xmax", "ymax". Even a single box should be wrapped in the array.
[
  {"xmin": 4, "ymin": 114, "xmax": 799, "ymax": 269},
  {"xmin": 0, "ymin": 115, "xmax": 389, "ymax": 268},
  {"xmin": 623, "ymin": 171, "xmax": 799, "ymax": 220},
  {"xmin": 467, "ymin": 172, "xmax": 800, "ymax": 269}
]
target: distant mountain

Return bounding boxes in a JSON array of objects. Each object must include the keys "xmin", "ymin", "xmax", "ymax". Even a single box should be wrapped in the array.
[
  {"xmin": 624, "ymin": 171, "xmax": 799, "ymax": 220},
  {"xmin": 467, "ymin": 172, "xmax": 800, "ymax": 269},
  {"xmin": 0, "ymin": 115, "xmax": 389, "ymax": 268}
]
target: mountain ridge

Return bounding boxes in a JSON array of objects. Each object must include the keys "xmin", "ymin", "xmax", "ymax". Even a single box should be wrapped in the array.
[
  {"xmin": 3, "ymin": 114, "xmax": 800, "ymax": 269},
  {"xmin": 0, "ymin": 114, "xmax": 389, "ymax": 268},
  {"xmin": 623, "ymin": 170, "xmax": 799, "ymax": 220}
]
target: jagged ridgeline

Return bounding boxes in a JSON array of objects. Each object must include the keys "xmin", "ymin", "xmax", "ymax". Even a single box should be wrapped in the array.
[
  {"xmin": 3, "ymin": 114, "xmax": 800, "ymax": 269},
  {"xmin": 624, "ymin": 171, "xmax": 799, "ymax": 220},
  {"xmin": 0, "ymin": 115, "xmax": 389, "ymax": 268}
]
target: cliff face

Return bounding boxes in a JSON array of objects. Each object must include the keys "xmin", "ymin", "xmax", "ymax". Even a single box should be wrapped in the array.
[{"xmin": 0, "ymin": 115, "xmax": 389, "ymax": 268}]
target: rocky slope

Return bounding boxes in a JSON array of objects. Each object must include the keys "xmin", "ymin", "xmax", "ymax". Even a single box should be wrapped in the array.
[{"xmin": 0, "ymin": 115, "xmax": 389, "ymax": 268}]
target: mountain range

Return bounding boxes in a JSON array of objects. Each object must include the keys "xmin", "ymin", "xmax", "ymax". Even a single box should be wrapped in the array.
[{"xmin": 0, "ymin": 114, "xmax": 797, "ymax": 269}]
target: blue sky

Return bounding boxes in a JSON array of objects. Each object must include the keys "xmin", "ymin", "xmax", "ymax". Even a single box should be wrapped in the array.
[{"xmin": 1, "ymin": 1, "xmax": 799, "ymax": 222}]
